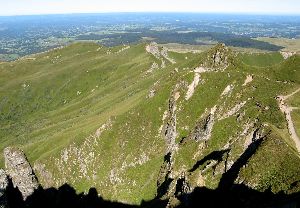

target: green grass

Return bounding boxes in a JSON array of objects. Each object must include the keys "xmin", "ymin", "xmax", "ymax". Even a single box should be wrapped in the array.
[
  {"xmin": 238, "ymin": 52, "xmax": 284, "ymax": 67},
  {"xmin": 292, "ymin": 110, "xmax": 300, "ymax": 138},
  {"xmin": 1, "ymin": 42, "xmax": 300, "ymax": 204}
]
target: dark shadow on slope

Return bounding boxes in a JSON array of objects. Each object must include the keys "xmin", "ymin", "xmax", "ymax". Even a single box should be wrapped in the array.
[
  {"xmin": 157, "ymin": 177, "xmax": 174, "ymax": 199},
  {"xmin": 5, "ymin": 179, "xmax": 168, "ymax": 208},
  {"xmin": 188, "ymin": 149, "xmax": 230, "ymax": 172},
  {"xmin": 4, "ymin": 167, "xmax": 300, "ymax": 208},
  {"xmin": 178, "ymin": 184, "xmax": 300, "ymax": 208},
  {"xmin": 218, "ymin": 138, "xmax": 264, "ymax": 190}
]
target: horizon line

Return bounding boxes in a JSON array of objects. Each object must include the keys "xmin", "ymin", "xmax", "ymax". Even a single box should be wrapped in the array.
[{"xmin": 1, "ymin": 11, "xmax": 300, "ymax": 18}]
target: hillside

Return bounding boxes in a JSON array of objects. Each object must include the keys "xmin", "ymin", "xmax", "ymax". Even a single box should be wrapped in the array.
[{"xmin": 0, "ymin": 42, "xmax": 300, "ymax": 206}]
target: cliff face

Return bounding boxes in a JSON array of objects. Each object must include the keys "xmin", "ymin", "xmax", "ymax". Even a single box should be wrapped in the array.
[
  {"xmin": 4, "ymin": 147, "xmax": 39, "ymax": 200},
  {"xmin": 0, "ymin": 169, "xmax": 8, "ymax": 208}
]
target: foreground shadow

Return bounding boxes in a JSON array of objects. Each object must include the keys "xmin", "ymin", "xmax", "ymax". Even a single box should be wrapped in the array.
[
  {"xmin": 5, "ymin": 180, "xmax": 167, "ymax": 208},
  {"xmin": 5, "ymin": 177, "xmax": 300, "ymax": 208},
  {"xmin": 178, "ymin": 184, "xmax": 300, "ymax": 208}
]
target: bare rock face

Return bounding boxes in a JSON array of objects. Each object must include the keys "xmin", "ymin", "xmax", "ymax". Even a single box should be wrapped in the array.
[
  {"xmin": 280, "ymin": 51, "xmax": 296, "ymax": 59},
  {"xmin": 146, "ymin": 42, "xmax": 161, "ymax": 59},
  {"xmin": 191, "ymin": 106, "xmax": 217, "ymax": 141},
  {"xmin": 0, "ymin": 169, "xmax": 8, "ymax": 208},
  {"xmin": 202, "ymin": 43, "xmax": 232, "ymax": 70},
  {"xmin": 4, "ymin": 147, "xmax": 39, "ymax": 200}
]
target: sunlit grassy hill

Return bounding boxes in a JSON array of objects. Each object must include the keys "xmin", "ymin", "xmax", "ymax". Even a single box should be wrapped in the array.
[{"xmin": 0, "ymin": 42, "xmax": 300, "ymax": 205}]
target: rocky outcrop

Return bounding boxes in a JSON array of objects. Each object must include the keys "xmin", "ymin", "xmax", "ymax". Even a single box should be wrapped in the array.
[
  {"xmin": 0, "ymin": 169, "xmax": 8, "ymax": 208},
  {"xmin": 190, "ymin": 106, "xmax": 217, "ymax": 141},
  {"xmin": 33, "ymin": 119, "xmax": 114, "ymax": 189},
  {"xmin": 4, "ymin": 147, "xmax": 39, "ymax": 199},
  {"xmin": 242, "ymin": 75, "xmax": 253, "ymax": 86},
  {"xmin": 280, "ymin": 51, "xmax": 296, "ymax": 59},
  {"xmin": 146, "ymin": 42, "xmax": 176, "ymax": 68},
  {"xmin": 33, "ymin": 163, "xmax": 54, "ymax": 189},
  {"xmin": 202, "ymin": 43, "xmax": 232, "ymax": 70},
  {"xmin": 219, "ymin": 101, "xmax": 247, "ymax": 120},
  {"xmin": 157, "ymin": 85, "xmax": 182, "ymax": 199},
  {"xmin": 185, "ymin": 67, "xmax": 207, "ymax": 101},
  {"xmin": 185, "ymin": 70, "xmax": 201, "ymax": 100},
  {"xmin": 146, "ymin": 42, "xmax": 161, "ymax": 59},
  {"xmin": 163, "ymin": 90, "xmax": 180, "ymax": 153},
  {"xmin": 221, "ymin": 84, "xmax": 234, "ymax": 97},
  {"xmin": 211, "ymin": 43, "xmax": 229, "ymax": 68},
  {"xmin": 161, "ymin": 47, "xmax": 176, "ymax": 64}
]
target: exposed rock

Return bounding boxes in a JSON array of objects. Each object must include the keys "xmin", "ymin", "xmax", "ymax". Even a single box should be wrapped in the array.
[
  {"xmin": 35, "ymin": 119, "xmax": 114, "ymax": 188},
  {"xmin": 147, "ymin": 89, "xmax": 156, "ymax": 98},
  {"xmin": 0, "ymin": 169, "xmax": 8, "ymax": 208},
  {"xmin": 33, "ymin": 163, "xmax": 54, "ymax": 189},
  {"xmin": 146, "ymin": 42, "xmax": 176, "ymax": 66},
  {"xmin": 221, "ymin": 84, "xmax": 234, "ymax": 97},
  {"xmin": 121, "ymin": 152, "xmax": 150, "ymax": 170},
  {"xmin": 202, "ymin": 43, "xmax": 232, "ymax": 70},
  {"xmin": 175, "ymin": 174, "xmax": 192, "ymax": 197},
  {"xmin": 243, "ymin": 75, "xmax": 253, "ymax": 86},
  {"xmin": 146, "ymin": 62, "xmax": 159, "ymax": 74},
  {"xmin": 219, "ymin": 101, "xmax": 247, "ymax": 120},
  {"xmin": 164, "ymin": 94, "xmax": 178, "ymax": 153},
  {"xmin": 280, "ymin": 51, "xmax": 296, "ymax": 59},
  {"xmin": 161, "ymin": 48, "xmax": 176, "ymax": 64},
  {"xmin": 115, "ymin": 45, "xmax": 130, "ymax": 54},
  {"xmin": 185, "ymin": 72, "xmax": 201, "ymax": 100},
  {"xmin": 244, "ymin": 128, "xmax": 263, "ymax": 150},
  {"xmin": 185, "ymin": 67, "xmax": 207, "ymax": 100},
  {"xmin": 157, "ymin": 84, "xmax": 185, "ymax": 199},
  {"xmin": 146, "ymin": 42, "xmax": 161, "ymax": 59},
  {"xmin": 109, "ymin": 169, "xmax": 123, "ymax": 185},
  {"xmin": 4, "ymin": 147, "xmax": 39, "ymax": 200},
  {"xmin": 190, "ymin": 106, "xmax": 217, "ymax": 141},
  {"xmin": 165, "ymin": 86, "xmax": 181, "ymax": 139},
  {"xmin": 194, "ymin": 67, "xmax": 207, "ymax": 74}
]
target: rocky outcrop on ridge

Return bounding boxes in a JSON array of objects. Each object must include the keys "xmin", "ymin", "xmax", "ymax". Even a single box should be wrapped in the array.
[
  {"xmin": 4, "ymin": 147, "xmax": 39, "ymax": 200},
  {"xmin": 201, "ymin": 43, "xmax": 233, "ymax": 70},
  {"xmin": 146, "ymin": 42, "xmax": 176, "ymax": 68},
  {"xmin": 0, "ymin": 169, "xmax": 8, "ymax": 208}
]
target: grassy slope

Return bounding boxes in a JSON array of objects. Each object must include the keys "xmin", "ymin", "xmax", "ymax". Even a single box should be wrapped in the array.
[
  {"xmin": 0, "ymin": 42, "xmax": 160, "ymax": 162},
  {"xmin": 256, "ymin": 37, "xmax": 300, "ymax": 52},
  {"xmin": 288, "ymin": 90, "xmax": 300, "ymax": 143},
  {"xmin": 238, "ymin": 52, "xmax": 284, "ymax": 67},
  {"xmin": 1, "ymin": 43, "xmax": 300, "ymax": 204}
]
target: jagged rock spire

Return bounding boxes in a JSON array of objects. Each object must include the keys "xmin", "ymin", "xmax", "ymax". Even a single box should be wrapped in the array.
[
  {"xmin": 202, "ymin": 43, "xmax": 234, "ymax": 70},
  {"xmin": 4, "ymin": 147, "xmax": 39, "ymax": 200}
]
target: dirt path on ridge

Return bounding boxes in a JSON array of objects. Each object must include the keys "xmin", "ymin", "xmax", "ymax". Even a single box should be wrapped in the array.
[{"xmin": 277, "ymin": 88, "xmax": 300, "ymax": 153}]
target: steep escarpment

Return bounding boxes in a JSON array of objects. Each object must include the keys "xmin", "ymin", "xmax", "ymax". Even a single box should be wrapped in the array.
[{"xmin": 0, "ymin": 42, "xmax": 300, "ymax": 206}]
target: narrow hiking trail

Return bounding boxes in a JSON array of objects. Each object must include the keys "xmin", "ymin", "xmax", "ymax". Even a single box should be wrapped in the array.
[{"xmin": 277, "ymin": 88, "xmax": 300, "ymax": 153}]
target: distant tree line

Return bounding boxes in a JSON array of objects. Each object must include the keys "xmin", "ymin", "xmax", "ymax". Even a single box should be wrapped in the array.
[{"xmin": 76, "ymin": 30, "xmax": 283, "ymax": 51}]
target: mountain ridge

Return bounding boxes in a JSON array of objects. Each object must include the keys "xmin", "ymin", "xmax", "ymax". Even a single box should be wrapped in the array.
[{"xmin": 0, "ymin": 42, "xmax": 300, "ymax": 205}]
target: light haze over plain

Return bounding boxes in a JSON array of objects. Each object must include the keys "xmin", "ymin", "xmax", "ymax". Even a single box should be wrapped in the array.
[{"xmin": 0, "ymin": 0, "xmax": 299, "ymax": 16}]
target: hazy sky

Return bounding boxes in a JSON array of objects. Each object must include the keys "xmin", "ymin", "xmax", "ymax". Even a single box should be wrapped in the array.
[{"xmin": 0, "ymin": 0, "xmax": 299, "ymax": 16}]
